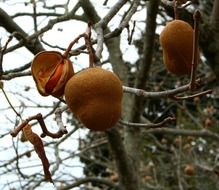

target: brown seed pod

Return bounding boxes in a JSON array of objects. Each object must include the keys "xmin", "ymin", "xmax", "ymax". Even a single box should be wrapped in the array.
[
  {"xmin": 31, "ymin": 51, "xmax": 74, "ymax": 97},
  {"xmin": 64, "ymin": 67, "xmax": 123, "ymax": 131},
  {"xmin": 184, "ymin": 164, "xmax": 195, "ymax": 176},
  {"xmin": 159, "ymin": 20, "xmax": 198, "ymax": 75}
]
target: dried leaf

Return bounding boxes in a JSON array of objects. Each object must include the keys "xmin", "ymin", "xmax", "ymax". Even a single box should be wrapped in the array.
[{"xmin": 23, "ymin": 124, "xmax": 53, "ymax": 183}]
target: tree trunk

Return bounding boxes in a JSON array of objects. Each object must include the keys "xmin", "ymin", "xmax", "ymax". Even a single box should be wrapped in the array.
[
  {"xmin": 124, "ymin": 0, "xmax": 160, "ymax": 189},
  {"xmin": 200, "ymin": 0, "xmax": 219, "ymax": 81}
]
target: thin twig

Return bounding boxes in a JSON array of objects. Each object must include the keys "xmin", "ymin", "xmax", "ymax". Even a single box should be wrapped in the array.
[
  {"xmin": 161, "ymin": 0, "xmax": 190, "ymax": 7},
  {"xmin": 62, "ymin": 34, "xmax": 85, "ymax": 58},
  {"xmin": 10, "ymin": 113, "xmax": 67, "ymax": 138},
  {"xmin": 4, "ymin": 3, "xmax": 81, "ymax": 54},
  {"xmin": 128, "ymin": 21, "xmax": 136, "ymax": 45},
  {"xmin": 94, "ymin": 0, "xmax": 130, "ymax": 59},
  {"xmin": 170, "ymin": 89, "xmax": 213, "ymax": 100},
  {"xmin": 174, "ymin": 0, "xmax": 179, "ymax": 19},
  {"xmin": 32, "ymin": 0, "xmax": 38, "ymax": 33},
  {"xmin": 0, "ymin": 83, "xmax": 22, "ymax": 120},
  {"xmin": 122, "ymin": 79, "xmax": 197, "ymax": 98},
  {"xmin": 84, "ymin": 23, "xmax": 96, "ymax": 67},
  {"xmin": 0, "ymin": 35, "xmax": 13, "ymax": 76},
  {"xmin": 63, "ymin": 23, "xmax": 95, "ymax": 67},
  {"xmin": 190, "ymin": 10, "xmax": 201, "ymax": 90},
  {"xmin": 145, "ymin": 128, "xmax": 219, "ymax": 141},
  {"xmin": 119, "ymin": 116, "xmax": 176, "ymax": 128}
]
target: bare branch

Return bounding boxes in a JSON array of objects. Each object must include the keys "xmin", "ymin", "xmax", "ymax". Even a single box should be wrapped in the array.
[
  {"xmin": 3, "ymin": 2, "xmax": 81, "ymax": 55},
  {"xmin": 1, "ymin": 71, "xmax": 31, "ymax": 80},
  {"xmin": 61, "ymin": 176, "xmax": 118, "ymax": 190},
  {"xmin": 119, "ymin": 116, "xmax": 176, "ymax": 128},
  {"xmin": 189, "ymin": 10, "xmax": 201, "ymax": 90},
  {"xmin": 10, "ymin": 113, "xmax": 67, "ymax": 139},
  {"xmin": 94, "ymin": 0, "xmax": 129, "ymax": 59},
  {"xmin": 54, "ymin": 107, "xmax": 68, "ymax": 134},
  {"xmin": 145, "ymin": 128, "xmax": 219, "ymax": 141}
]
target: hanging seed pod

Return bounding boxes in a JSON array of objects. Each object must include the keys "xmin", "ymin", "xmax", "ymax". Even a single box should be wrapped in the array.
[
  {"xmin": 64, "ymin": 67, "xmax": 123, "ymax": 131},
  {"xmin": 184, "ymin": 164, "xmax": 196, "ymax": 176},
  {"xmin": 159, "ymin": 20, "xmax": 198, "ymax": 75},
  {"xmin": 31, "ymin": 51, "xmax": 74, "ymax": 97}
]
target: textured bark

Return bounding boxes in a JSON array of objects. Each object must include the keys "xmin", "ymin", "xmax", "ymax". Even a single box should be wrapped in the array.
[
  {"xmin": 211, "ymin": 0, "xmax": 219, "ymax": 31},
  {"xmin": 107, "ymin": 128, "xmax": 139, "ymax": 190},
  {"xmin": 131, "ymin": 0, "xmax": 160, "ymax": 121},
  {"xmin": 124, "ymin": 0, "xmax": 160, "ymax": 189},
  {"xmin": 199, "ymin": 0, "xmax": 219, "ymax": 81}
]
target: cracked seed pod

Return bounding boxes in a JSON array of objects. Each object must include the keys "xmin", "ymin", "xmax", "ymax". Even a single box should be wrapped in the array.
[
  {"xmin": 160, "ymin": 20, "xmax": 198, "ymax": 75},
  {"xmin": 31, "ymin": 51, "xmax": 74, "ymax": 97},
  {"xmin": 64, "ymin": 67, "xmax": 123, "ymax": 131}
]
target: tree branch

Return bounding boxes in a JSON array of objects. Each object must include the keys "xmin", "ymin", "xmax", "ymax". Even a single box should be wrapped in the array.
[
  {"xmin": 145, "ymin": 128, "xmax": 219, "ymax": 141},
  {"xmin": 2, "ymin": 2, "xmax": 81, "ymax": 55},
  {"xmin": 62, "ymin": 176, "xmax": 118, "ymax": 190},
  {"xmin": 94, "ymin": 0, "xmax": 129, "ymax": 59},
  {"xmin": 0, "ymin": 8, "xmax": 44, "ymax": 55}
]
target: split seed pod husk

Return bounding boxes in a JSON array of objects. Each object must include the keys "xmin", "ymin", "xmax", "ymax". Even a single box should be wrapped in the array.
[
  {"xmin": 64, "ymin": 67, "xmax": 123, "ymax": 131},
  {"xmin": 160, "ymin": 20, "xmax": 198, "ymax": 75},
  {"xmin": 31, "ymin": 51, "xmax": 74, "ymax": 97}
]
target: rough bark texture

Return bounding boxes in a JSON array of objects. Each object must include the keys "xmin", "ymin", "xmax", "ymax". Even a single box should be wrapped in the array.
[
  {"xmin": 106, "ymin": 128, "xmax": 139, "ymax": 190},
  {"xmin": 124, "ymin": 0, "xmax": 160, "ymax": 189},
  {"xmin": 199, "ymin": 0, "xmax": 219, "ymax": 81}
]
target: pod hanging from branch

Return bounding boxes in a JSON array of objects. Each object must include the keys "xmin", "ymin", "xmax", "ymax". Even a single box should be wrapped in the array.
[{"xmin": 31, "ymin": 51, "xmax": 74, "ymax": 97}]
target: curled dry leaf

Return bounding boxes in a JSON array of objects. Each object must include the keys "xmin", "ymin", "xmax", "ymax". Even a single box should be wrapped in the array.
[
  {"xmin": 23, "ymin": 124, "xmax": 53, "ymax": 183},
  {"xmin": 31, "ymin": 51, "xmax": 74, "ymax": 97}
]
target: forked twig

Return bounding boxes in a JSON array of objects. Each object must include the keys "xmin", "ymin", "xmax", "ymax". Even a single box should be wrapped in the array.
[
  {"xmin": 10, "ymin": 113, "xmax": 67, "ymax": 138},
  {"xmin": 62, "ymin": 23, "xmax": 96, "ymax": 67},
  {"xmin": 170, "ymin": 89, "xmax": 213, "ymax": 101}
]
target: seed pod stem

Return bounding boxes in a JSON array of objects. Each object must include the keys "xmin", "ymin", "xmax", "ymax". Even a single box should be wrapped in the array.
[
  {"xmin": 62, "ymin": 23, "xmax": 96, "ymax": 67},
  {"xmin": 190, "ymin": 10, "xmax": 201, "ymax": 91},
  {"xmin": 174, "ymin": 0, "xmax": 179, "ymax": 19}
]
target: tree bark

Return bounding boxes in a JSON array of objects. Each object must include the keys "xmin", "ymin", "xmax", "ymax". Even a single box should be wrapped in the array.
[
  {"xmin": 199, "ymin": 0, "xmax": 219, "ymax": 81},
  {"xmin": 124, "ymin": 0, "xmax": 160, "ymax": 189}
]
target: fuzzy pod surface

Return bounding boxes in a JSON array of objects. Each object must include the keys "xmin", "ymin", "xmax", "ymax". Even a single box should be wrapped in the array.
[
  {"xmin": 160, "ymin": 19, "xmax": 198, "ymax": 75},
  {"xmin": 64, "ymin": 67, "xmax": 123, "ymax": 131}
]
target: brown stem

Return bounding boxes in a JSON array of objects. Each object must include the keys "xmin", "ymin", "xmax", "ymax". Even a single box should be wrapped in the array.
[
  {"xmin": 83, "ymin": 24, "xmax": 96, "ymax": 67},
  {"xmin": 62, "ymin": 23, "xmax": 96, "ymax": 68},
  {"xmin": 0, "ymin": 35, "xmax": 13, "ymax": 77},
  {"xmin": 62, "ymin": 34, "xmax": 85, "ymax": 58},
  {"xmin": 119, "ymin": 116, "xmax": 176, "ymax": 128},
  {"xmin": 10, "ymin": 113, "xmax": 67, "ymax": 138},
  {"xmin": 174, "ymin": 0, "xmax": 179, "ymax": 19},
  {"xmin": 169, "ymin": 89, "xmax": 212, "ymax": 101},
  {"xmin": 190, "ymin": 10, "xmax": 201, "ymax": 91}
]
